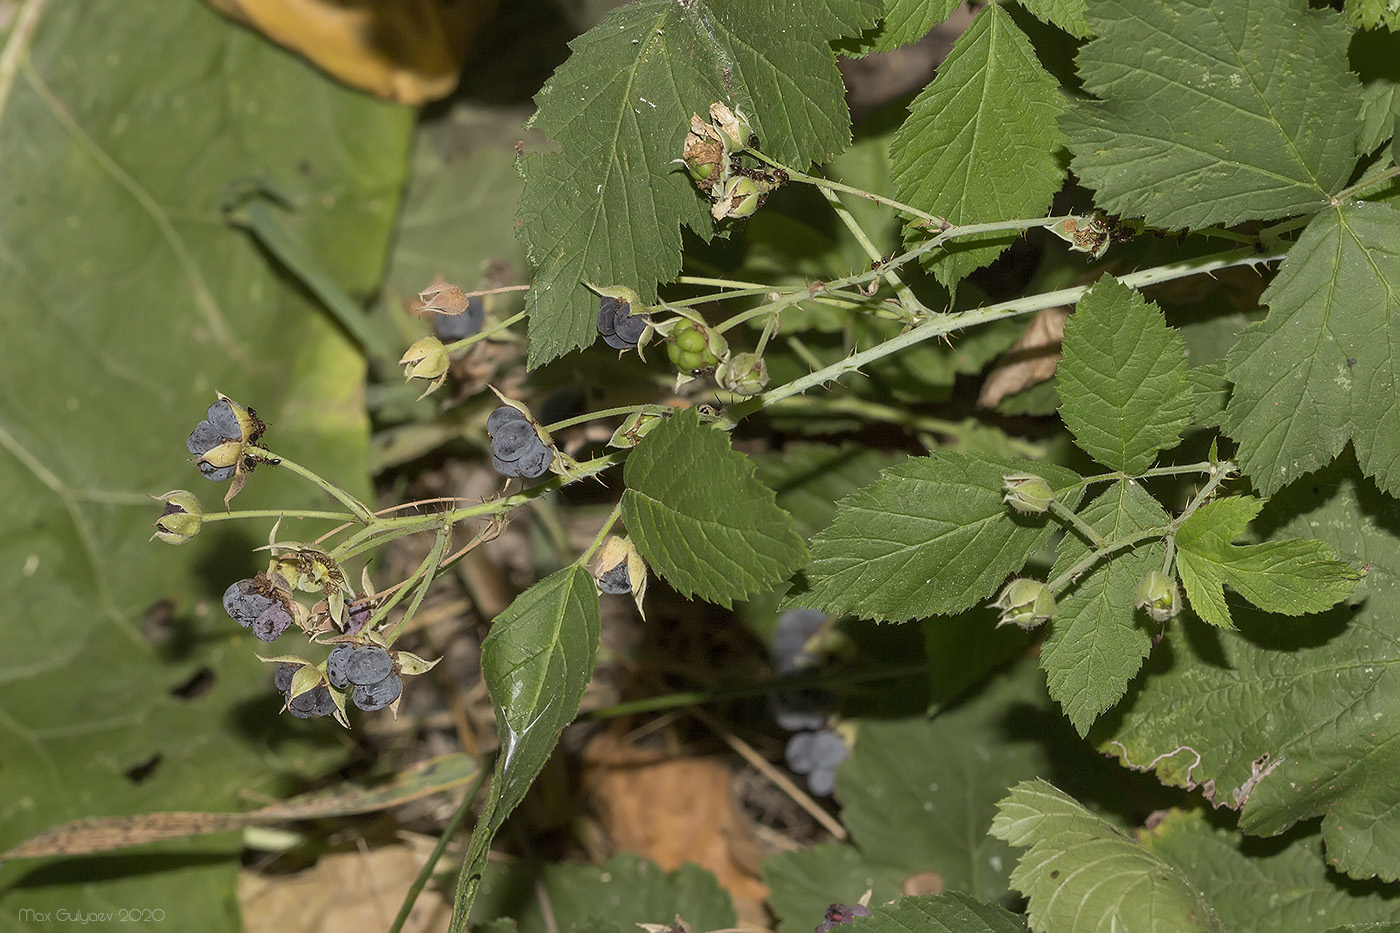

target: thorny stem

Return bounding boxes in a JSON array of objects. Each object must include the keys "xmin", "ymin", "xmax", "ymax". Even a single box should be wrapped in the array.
[
  {"xmin": 1333, "ymin": 164, "xmax": 1400, "ymax": 203},
  {"xmin": 817, "ymin": 185, "xmax": 928, "ymax": 318},
  {"xmin": 749, "ymin": 149, "xmax": 944, "ymax": 225},
  {"xmin": 1049, "ymin": 498, "xmax": 1109, "ymax": 550},
  {"xmin": 202, "ymin": 508, "xmax": 359, "ymax": 524},
  {"xmin": 383, "ymin": 522, "xmax": 453, "ymax": 644},
  {"xmin": 543, "ymin": 403, "xmax": 674, "ymax": 434}
]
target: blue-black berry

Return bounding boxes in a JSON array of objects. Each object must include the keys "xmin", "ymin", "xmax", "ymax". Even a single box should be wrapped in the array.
[
  {"xmin": 597, "ymin": 561, "xmax": 631, "ymax": 595},
  {"xmin": 353, "ymin": 673, "xmax": 403, "ymax": 711},
  {"xmin": 327, "ymin": 644, "xmax": 355, "ymax": 689},
  {"xmin": 433, "ymin": 297, "xmax": 484, "ymax": 341},
  {"xmin": 492, "ymin": 420, "xmax": 535, "ymax": 461},
  {"xmin": 273, "ymin": 662, "xmax": 297, "ymax": 693},
  {"xmin": 487, "ymin": 405, "xmax": 526, "ymax": 434},
  {"xmin": 287, "ymin": 684, "xmax": 336, "ymax": 719},
  {"xmin": 345, "ymin": 645, "xmax": 394, "ymax": 686}
]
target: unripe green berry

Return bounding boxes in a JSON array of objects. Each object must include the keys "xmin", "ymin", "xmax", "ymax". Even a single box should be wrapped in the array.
[
  {"xmin": 993, "ymin": 578, "xmax": 1056, "ymax": 630},
  {"xmin": 1002, "ymin": 472, "xmax": 1056, "ymax": 514},
  {"xmin": 1134, "ymin": 570, "xmax": 1181, "ymax": 623}
]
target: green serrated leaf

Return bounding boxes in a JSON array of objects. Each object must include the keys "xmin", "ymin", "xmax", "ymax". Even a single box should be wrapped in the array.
[
  {"xmin": 471, "ymin": 853, "xmax": 735, "ymax": 933},
  {"xmin": 1224, "ymin": 202, "xmax": 1400, "ymax": 497},
  {"xmin": 1176, "ymin": 496, "xmax": 1359, "ymax": 630},
  {"xmin": 1064, "ymin": 0, "xmax": 1362, "ymax": 229},
  {"xmin": 1347, "ymin": 0, "xmax": 1400, "ymax": 31},
  {"xmin": 622, "ymin": 409, "xmax": 805, "ymax": 607},
  {"xmin": 1058, "ymin": 275, "xmax": 1192, "ymax": 473},
  {"xmin": 452, "ymin": 566, "xmax": 601, "ymax": 923},
  {"xmin": 1141, "ymin": 810, "xmax": 1400, "ymax": 933},
  {"xmin": 866, "ymin": 0, "xmax": 963, "ymax": 54},
  {"xmin": 992, "ymin": 780, "xmax": 1225, "ymax": 932},
  {"xmin": 1019, "ymin": 0, "xmax": 1090, "ymax": 38},
  {"xmin": 1097, "ymin": 455, "xmax": 1400, "ymax": 882},
  {"xmin": 859, "ymin": 893, "xmax": 1029, "ymax": 932},
  {"xmin": 1042, "ymin": 481, "xmax": 1167, "ymax": 735},
  {"xmin": 793, "ymin": 451, "xmax": 1082, "ymax": 622},
  {"xmin": 518, "ymin": 0, "xmax": 881, "ymax": 366},
  {"xmin": 891, "ymin": 4, "xmax": 1066, "ymax": 287}
]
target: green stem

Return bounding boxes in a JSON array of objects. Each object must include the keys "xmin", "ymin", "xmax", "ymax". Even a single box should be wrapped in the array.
[
  {"xmin": 579, "ymin": 501, "xmax": 624, "ymax": 566},
  {"xmin": 1049, "ymin": 498, "xmax": 1109, "ymax": 549},
  {"xmin": 749, "ymin": 151, "xmax": 944, "ymax": 226},
  {"xmin": 1047, "ymin": 527, "xmax": 1167, "ymax": 593},
  {"xmin": 726, "ymin": 246, "xmax": 1284, "ymax": 425},
  {"xmin": 817, "ymin": 186, "xmax": 927, "ymax": 318},
  {"xmin": 383, "ymin": 523, "xmax": 452, "ymax": 644},
  {"xmin": 1334, "ymin": 164, "xmax": 1400, "ymax": 203},
  {"xmin": 1171, "ymin": 460, "xmax": 1237, "ymax": 529},
  {"xmin": 1068, "ymin": 461, "xmax": 1218, "ymax": 491},
  {"xmin": 248, "ymin": 447, "xmax": 374, "ymax": 524},
  {"xmin": 543, "ymin": 404, "xmax": 674, "ymax": 435},
  {"xmin": 388, "ymin": 762, "xmax": 489, "ymax": 933},
  {"xmin": 444, "ymin": 309, "xmax": 527, "ymax": 354},
  {"xmin": 201, "ymin": 508, "xmax": 359, "ymax": 524}
]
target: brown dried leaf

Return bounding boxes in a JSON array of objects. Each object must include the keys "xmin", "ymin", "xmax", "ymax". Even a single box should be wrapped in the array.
[{"xmin": 978, "ymin": 306, "xmax": 1069, "ymax": 407}]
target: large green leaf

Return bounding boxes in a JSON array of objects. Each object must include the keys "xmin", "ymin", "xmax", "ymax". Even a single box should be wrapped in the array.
[
  {"xmin": 991, "ymin": 780, "xmax": 1225, "ymax": 932},
  {"xmin": 1141, "ymin": 810, "xmax": 1400, "ymax": 932},
  {"xmin": 1096, "ymin": 455, "xmax": 1400, "ymax": 882},
  {"xmin": 452, "ymin": 566, "xmax": 602, "ymax": 925},
  {"xmin": 1058, "ymin": 275, "xmax": 1192, "ymax": 474},
  {"xmin": 1175, "ymin": 496, "xmax": 1358, "ymax": 630},
  {"xmin": 858, "ymin": 893, "xmax": 1028, "ymax": 933},
  {"xmin": 753, "ymin": 443, "xmax": 904, "ymax": 540},
  {"xmin": 1019, "ymin": 0, "xmax": 1090, "ymax": 38},
  {"xmin": 792, "ymin": 451, "xmax": 1082, "ymax": 622},
  {"xmin": 517, "ymin": 0, "xmax": 880, "ymax": 366},
  {"xmin": 890, "ymin": 4, "xmax": 1066, "ymax": 287},
  {"xmin": 762, "ymin": 843, "xmax": 908, "ymax": 933},
  {"xmin": 471, "ymin": 852, "xmax": 735, "ymax": 933},
  {"xmin": 1042, "ymin": 481, "xmax": 1167, "ymax": 736},
  {"xmin": 1064, "ymin": 0, "xmax": 1362, "ymax": 229},
  {"xmin": 0, "ymin": 0, "xmax": 409, "ymax": 922},
  {"xmin": 1224, "ymin": 202, "xmax": 1400, "ymax": 497},
  {"xmin": 622, "ymin": 409, "xmax": 806, "ymax": 607}
]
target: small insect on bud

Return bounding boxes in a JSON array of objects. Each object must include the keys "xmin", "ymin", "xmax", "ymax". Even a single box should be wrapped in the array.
[
  {"xmin": 151, "ymin": 490, "xmax": 203, "ymax": 545},
  {"xmin": 1134, "ymin": 570, "xmax": 1181, "ymax": 623},
  {"xmin": 1002, "ymin": 472, "xmax": 1056, "ymax": 515},
  {"xmin": 1049, "ymin": 213, "xmax": 1114, "ymax": 260},
  {"xmin": 399, "ymin": 335, "xmax": 450, "ymax": 399},
  {"xmin": 716, "ymin": 351, "xmax": 769, "ymax": 397},
  {"xmin": 993, "ymin": 578, "xmax": 1056, "ymax": 630}
]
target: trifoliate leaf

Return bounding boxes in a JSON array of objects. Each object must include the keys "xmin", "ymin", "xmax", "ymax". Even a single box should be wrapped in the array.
[
  {"xmin": 622, "ymin": 409, "xmax": 805, "ymax": 607},
  {"xmin": 1058, "ymin": 275, "xmax": 1192, "ymax": 473},
  {"xmin": 865, "ymin": 0, "xmax": 962, "ymax": 54},
  {"xmin": 891, "ymin": 4, "xmax": 1066, "ymax": 287},
  {"xmin": 991, "ymin": 780, "xmax": 1225, "ymax": 933},
  {"xmin": 1224, "ymin": 202, "xmax": 1400, "ymax": 497},
  {"xmin": 1141, "ymin": 810, "xmax": 1400, "ymax": 933},
  {"xmin": 453, "ymin": 566, "xmax": 601, "ymax": 916},
  {"xmin": 1042, "ymin": 481, "xmax": 1167, "ymax": 736},
  {"xmin": 1019, "ymin": 0, "xmax": 1090, "ymax": 38},
  {"xmin": 1175, "ymin": 496, "xmax": 1359, "ymax": 630},
  {"xmin": 518, "ymin": 0, "xmax": 881, "ymax": 366},
  {"xmin": 1097, "ymin": 456, "xmax": 1400, "ymax": 882},
  {"xmin": 1063, "ymin": 0, "xmax": 1362, "ymax": 229},
  {"xmin": 791, "ymin": 452, "xmax": 1083, "ymax": 622}
]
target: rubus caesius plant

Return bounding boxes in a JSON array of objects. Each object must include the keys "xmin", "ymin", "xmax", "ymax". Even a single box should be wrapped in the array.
[{"xmin": 132, "ymin": 0, "xmax": 1400, "ymax": 930}]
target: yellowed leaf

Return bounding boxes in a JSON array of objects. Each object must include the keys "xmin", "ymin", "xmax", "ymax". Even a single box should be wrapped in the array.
[{"xmin": 978, "ymin": 306, "xmax": 1069, "ymax": 407}]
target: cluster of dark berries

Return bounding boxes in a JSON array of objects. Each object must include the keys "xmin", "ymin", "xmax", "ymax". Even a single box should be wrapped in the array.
[
  {"xmin": 597, "ymin": 559, "xmax": 631, "ymax": 595},
  {"xmin": 786, "ymin": 728, "xmax": 848, "ymax": 797},
  {"xmin": 327, "ymin": 643, "xmax": 403, "ymax": 711},
  {"xmin": 433, "ymin": 295, "xmax": 485, "ymax": 341},
  {"xmin": 187, "ymin": 397, "xmax": 263, "ymax": 482},
  {"xmin": 597, "ymin": 295, "xmax": 648, "ymax": 350},
  {"xmin": 274, "ymin": 663, "xmax": 336, "ymax": 719},
  {"xmin": 487, "ymin": 406, "xmax": 551, "ymax": 479},
  {"xmin": 815, "ymin": 903, "xmax": 869, "ymax": 933},
  {"xmin": 223, "ymin": 577, "xmax": 294, "ymax": 642}
]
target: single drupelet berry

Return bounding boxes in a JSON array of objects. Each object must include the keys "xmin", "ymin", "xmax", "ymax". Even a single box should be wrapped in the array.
[
  {"xmin": 597, "ymin": 561, "xmax": 631, "ymax": 595},
  {"xmin": 344, "ymin": 645, "xmax": 394, "ymax": 686},
  {"xmin": 287, "ymin": 684, "xmax": 336, "ymax": 719}
]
